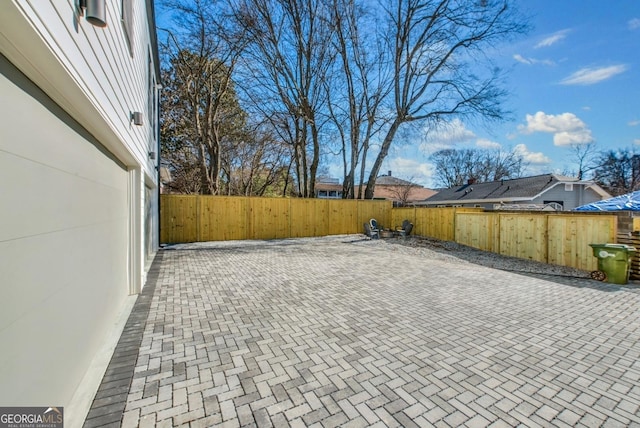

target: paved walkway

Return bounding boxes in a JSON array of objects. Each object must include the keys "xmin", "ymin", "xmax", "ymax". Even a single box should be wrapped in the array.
[{"xmin": 85, "ymin": 236, "xmax": 640, "ymax": 427}]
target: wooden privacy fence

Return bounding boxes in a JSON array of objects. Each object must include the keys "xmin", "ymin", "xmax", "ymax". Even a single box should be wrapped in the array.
[
  {"xmin": 162, "ymin": 195, "xmax": 618, "ymax": 272},
  {"xmin": 391, "ymin": 207, "xmax": 617, "ymax": 272},
  {"xmin": 161, "ymin": 195, "xmax": 391, "ymax": 243},
  {"xmin": 391, "ymin": 206, "xmax": 483, "ymax": 241},
  {"xmin": 454, "ymin": 212, "xmax": 615, "ymax": 271}
]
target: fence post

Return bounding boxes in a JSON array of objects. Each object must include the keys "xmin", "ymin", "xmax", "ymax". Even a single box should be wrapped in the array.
[{"xmin": 196, "ymin": 195, "xmax": 201, "ymax": 242}]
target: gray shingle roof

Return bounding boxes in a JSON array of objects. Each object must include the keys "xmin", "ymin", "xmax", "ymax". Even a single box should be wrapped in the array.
[{"xmin": 422, "ymin": 174, "xmax": 576, "ymax": 203}]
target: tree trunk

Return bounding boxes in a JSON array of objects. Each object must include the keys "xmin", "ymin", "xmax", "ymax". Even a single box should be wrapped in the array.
[{"xmin": 364, "ymin": 118, "xmax": 402, "ymax": 199}]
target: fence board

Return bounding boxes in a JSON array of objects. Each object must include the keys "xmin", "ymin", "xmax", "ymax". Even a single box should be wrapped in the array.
[
  {"xmin": 455, "ymin": 212, "xmax": 499, "ymax": 253},
  {"xmin": 290, "ymin": 199, "xmax": 331, "ymax": 237},
  {"xmin": 548, "ymin": 215, "xmax": 617, "ymax": 271},
  {"xmin": 416, "ymin": 207, "xmax": 482, "ymax": 241},
  {"xmin": 328, "ymin": 200, "xmax": 359, "ymax": 235},
  {"xmin": 498, "ymin": 214, "xmax": 548, "ymax": 262},
  {"xmin": 199, "ymin": 196, "xmax": 248, "ymax": 241},
  {"xmin": 249, "ymin": 197, "xmax": 290, "ymax": 240},
  {"xmin": 416, "ymin": 208, "xmax": 451, "ymax": 240},
  {"xmin": 161, "ymin": 195, "xmax": 198, "ymax": 243}
]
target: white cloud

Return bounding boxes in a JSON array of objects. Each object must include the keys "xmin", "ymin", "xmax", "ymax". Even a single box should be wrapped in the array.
[
  {"xmin": 423, "ymin": 118, "xmax": 476, "ymax": 145},
  {"xmin": 475, "ymin": 138, "xmax": 502, "ymax": 149},
  {"xmin": 513, "ymin": 144, "xmax": 552, "ymax": 164},
  {"xmin": 513, "ymin": 54, "xmax": 554, "ymax": 66},
  {"xmin": 534, "ymin": 29, "xmax": 570, "ymax": 48},
  {"xmin": 386, "ymin": 157, "xmax": 434, "ymax": 186},
  {"xmin": 518, "ymin": 111, "xmax": 594, "ymax": 147},
  {"xmin": 635, "ymin": 139, "xmax": 640, "ymax": 145},
  {"xmin": 553, "ymin": 130, "xmax": 594, "ymax": 146},
  {"xmin": 513, "ymin": 54, "xmax": 531, "ymax": 64},
  {"xmin": 629, "ymin": 18, "xmax": 640, "ymax": 30},
  {"xmin": 629, "ymin": 120, "xmax": 640, "ymax": 126},
  {"xmin": 560, "ymin": 65, "xmax": 627, "ymax": 85},
  {"xmin": 420, "ymin": 119, "xmax": 477, "ymax": 154}
]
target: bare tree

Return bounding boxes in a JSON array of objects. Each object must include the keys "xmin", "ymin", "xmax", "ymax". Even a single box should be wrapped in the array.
[
  {"xmin": 567, "ymin": 142, "xmax": 598, "ymax": 180},
  {"xmin": 430, "ymin": 148, "xmax": 524, "ymax": 188},
  {"xmin": 363, "ymin": 0, "xmax": 528, "ymax": 198},
  {"xmin": 593, "ymin": 148, "xmax": 640, "ymax": 196},
  {"xmin": 232, "ymin": 0, "xmax": 335, "ymax": 197},
  {"xmin": 221, "ymin": 126, "xmax": 292, "ymax": 196},
  {"xmin": 388, "ymin": 177, "xmax": 420, "ymax": 206},
  {"xmin": 325, "ymin": 0, "xmax": 391, "ymax": 199}
]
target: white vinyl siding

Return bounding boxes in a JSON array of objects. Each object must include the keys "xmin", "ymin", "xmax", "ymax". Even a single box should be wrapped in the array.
[{"xmin": 2, "ymin": 1, "xmax": 157, "ymax": 175}]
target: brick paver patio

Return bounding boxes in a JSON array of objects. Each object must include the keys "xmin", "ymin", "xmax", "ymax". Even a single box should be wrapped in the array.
[{"xmin": 84, "ymin": 236, "xmax": 640, "ymax": 427}]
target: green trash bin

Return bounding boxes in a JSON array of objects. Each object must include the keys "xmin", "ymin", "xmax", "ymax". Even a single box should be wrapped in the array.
[{"xmin": 589, "ymin": 244, "xmax": 636, "ymax": 284}]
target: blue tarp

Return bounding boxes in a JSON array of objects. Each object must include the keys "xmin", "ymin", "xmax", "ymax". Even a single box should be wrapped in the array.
[{"xmin": 575, "ymin": 191, "xmax": 640, "ymax": 211}]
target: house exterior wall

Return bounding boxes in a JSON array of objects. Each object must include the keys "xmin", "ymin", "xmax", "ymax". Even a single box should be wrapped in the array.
[
  {"xmin": 530, "ymin": 183, "xmax": 603, "ymax": 210},
  {"xmin": 0, "ymin": 0, "xmax": 159, "ymax": 425}
]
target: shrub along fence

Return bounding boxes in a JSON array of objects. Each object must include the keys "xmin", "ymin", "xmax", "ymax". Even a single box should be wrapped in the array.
[{"xmin": 161, "ymin": 195, "xmax": 619, "ymax": 272}]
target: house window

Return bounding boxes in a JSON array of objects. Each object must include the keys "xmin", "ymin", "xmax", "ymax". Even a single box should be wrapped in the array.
[
  {"xmin": 565, "ymin": 183, "xmax": 573, "ymax": 191},
  {"xmin": 122, "ymin": 0, "xmax": 134, "ymax": 55}
]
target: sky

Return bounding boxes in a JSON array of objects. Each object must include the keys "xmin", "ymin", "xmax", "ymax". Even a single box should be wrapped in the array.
[{"xmin": 353, "ymin": 0, "xmax": 640, "ymax": 188}]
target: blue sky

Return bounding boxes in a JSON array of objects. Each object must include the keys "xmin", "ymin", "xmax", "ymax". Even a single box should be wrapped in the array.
[
  {"xmin": 362, "ymin": 0, "xmax": 640, "ymax": 188},
  {"xmin": 157, "ymin": 1, "xmax": 639, "ymax": 188}
]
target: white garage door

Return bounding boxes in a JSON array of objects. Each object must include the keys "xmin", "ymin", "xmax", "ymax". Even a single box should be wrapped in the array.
[{"xmin": 0, "ymin": 54, "xmax": 132, "ymax": 407}]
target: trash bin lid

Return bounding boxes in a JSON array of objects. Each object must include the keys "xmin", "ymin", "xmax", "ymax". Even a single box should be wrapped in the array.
[{"xmin": 604, "ymin": 243, "xmax": 637, "ymax": 252}]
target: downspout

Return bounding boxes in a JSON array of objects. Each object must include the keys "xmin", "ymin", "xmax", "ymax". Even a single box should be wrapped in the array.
[{"xmin": 156, "ymin": 106, "xmax": 161, "ymax": 248}]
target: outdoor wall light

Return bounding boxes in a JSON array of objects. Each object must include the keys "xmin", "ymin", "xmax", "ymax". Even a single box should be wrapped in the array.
[
  {"xmin": 130, "ymin": 111, "xmax": 143, "ymax": 126},
  {"xmin": 79, "ymin": 0, "xmax": 107, "ymax": 27},
  {"xmin": 149, "ymin": 151, "xmax": 157, "ymax": 160}
]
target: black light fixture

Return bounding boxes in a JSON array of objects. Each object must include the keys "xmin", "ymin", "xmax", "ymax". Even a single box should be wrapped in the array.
[{"xmin": 79, "ymin": 0, "xmax": 107, "ymax": 27}]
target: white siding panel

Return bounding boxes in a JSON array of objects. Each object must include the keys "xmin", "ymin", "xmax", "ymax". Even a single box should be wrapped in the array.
[{"xmin": 7, "ymin": 0, "xmax": 157, "ymax": 177}]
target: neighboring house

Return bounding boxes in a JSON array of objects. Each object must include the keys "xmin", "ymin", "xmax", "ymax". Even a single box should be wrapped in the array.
[
  {"xmin": 316, "ymin": 172, "xmax": 437, "ymax": 205},
  {"xmin": 315, "ymin": 177, "xmax": 344, "ymax": 199},
  {"xmin": 417, "ymin": 174, "xmax": 611, "ymax": 211},
  {"xmin": 0, "ymin": 1, "xmax": 160, "ymax": 426}
]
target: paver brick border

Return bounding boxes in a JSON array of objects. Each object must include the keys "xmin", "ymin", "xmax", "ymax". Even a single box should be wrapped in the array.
[{"xmin": 83, "ymin": 252, "xmax": 164, "ymax": 428}]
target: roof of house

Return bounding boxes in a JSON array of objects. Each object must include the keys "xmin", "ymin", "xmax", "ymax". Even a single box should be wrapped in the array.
[
  {"xmin": 372, "ymin": 185, "xmax": 437, "ymax": 202},
  {"xmin": 374, "ymin": 174, "xmax": 415, "ymax": 186},
  {"xmin": 419, "ymin": 174, "xmax": 610, "ymax": 205},
  {"xmin": 315, "ymin": 174, "xmax": 437, "ymax": 202}
]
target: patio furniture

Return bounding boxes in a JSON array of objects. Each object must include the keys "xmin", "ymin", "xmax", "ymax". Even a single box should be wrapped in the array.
[
  {"xmin": 380, "ymin": 229, "xmax": 395, "ymax": 238},
  {"xmin": 369, "ymin": 218, "xmax": 381, "ymax": 239},
  {"xmin": 364, "ymin": 222, "xmax": 379, "ymax": 239},
  {"xmin": 395, "ymin": 220, "xmax": 413, "ymax": 238}
]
